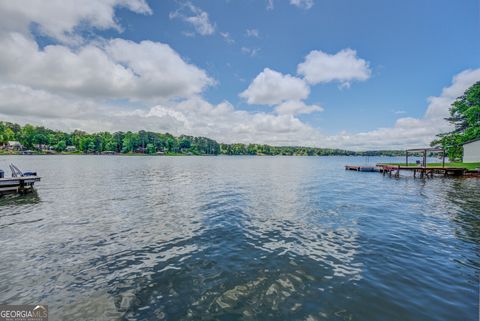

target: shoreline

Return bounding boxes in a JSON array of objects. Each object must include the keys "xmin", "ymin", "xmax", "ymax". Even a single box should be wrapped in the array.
[{"xmin": 0, "ymin": 152, "xmax": 411, "ymax": 157}]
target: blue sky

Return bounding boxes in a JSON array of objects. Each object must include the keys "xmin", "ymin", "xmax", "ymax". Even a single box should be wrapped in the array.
[
  {"xmin": 110, "ymin": 0, "xmax": 479, "ymax": 133},
  {"xmin": 0, "ymin": 0, "xmax": 478, "ymax": 149}
]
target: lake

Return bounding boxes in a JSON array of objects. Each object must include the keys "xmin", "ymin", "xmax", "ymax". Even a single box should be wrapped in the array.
[{"xmin": 0, "ymin": 155, "xmax": 478, "ymax": 321}]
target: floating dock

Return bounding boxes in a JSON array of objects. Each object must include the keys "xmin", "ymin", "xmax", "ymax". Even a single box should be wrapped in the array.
[
  {"xmin": 0, "ymin": 176, "xmax": 41, "ymax": 195},
  {"xmin": 0, "ymin": 164, "xmax": 41, "ymax": 195},
  {"xmin": 345, "ymin": 165, "xmax": 381, "ymax": 172}
]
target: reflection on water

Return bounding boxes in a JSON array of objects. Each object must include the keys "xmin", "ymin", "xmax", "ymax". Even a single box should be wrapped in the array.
[
  {"xmin": 0, "ymin": 191, "xmax": 40, "ymax": 207},
  {"xmin": 0, "ymin": 156, "xmax": 478, "ymax": 321},
  {"xmin": 447, "ymin": 180, "xmax": 480, "ymax": 244},
  {"xmin": 0, "ymin": 192, "xmax": 41, "ymax": 229}
]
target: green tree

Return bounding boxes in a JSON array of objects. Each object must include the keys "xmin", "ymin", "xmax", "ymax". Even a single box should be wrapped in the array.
[
  {"xmin": 55, "ymin": 140, "xmax": 67, "ymax": 152},
  {"xmin": 0, "ymin": 120, "xmax": 406, "ymax": 157},
  {"xmin": 146, "ymin": 143, "xmax": 156, "ymax": 154},
  {"xmin": 432, "ymin": 82, "xmax": 480, "ymax": 160},
  {"xmin": 179, "ymin": 136, "xmax": 192, "ymax": 150},
  {"xmin": 88, "ymin": 141, "xmax": 96, "ymax": 153},
  {"xmin": 112, "ymin": 132, "xmax": 124, "ymax": 152},
  {"xmin": 1, "ymin": 127, "xmax": 15, "ymax": 143},
  {"xmin": 165, "ymin": 135, "xmax": 177, "ymax": 152},
  {"xmin": 20, "ymin": 124, "xmax": 36, "ymax": 148},
  {"xmin": 122, "ymin": 132, "xmax": 139, "ymax": 153}
]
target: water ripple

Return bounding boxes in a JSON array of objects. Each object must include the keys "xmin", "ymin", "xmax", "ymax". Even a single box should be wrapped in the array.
[{"xmin": 0, "ymin": 156, "xmax": 478, "ymax": 321}]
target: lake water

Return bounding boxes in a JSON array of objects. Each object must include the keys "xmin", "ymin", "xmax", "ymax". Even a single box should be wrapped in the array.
[{"xmin": 0, "ymin": 155, "xmax": 478, "ymax": 321}]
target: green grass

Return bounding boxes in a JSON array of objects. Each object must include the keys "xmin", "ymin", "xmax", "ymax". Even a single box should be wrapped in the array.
[{"xmin": 384, "ymin": 162, "xmax": 480, "ymax": 170}]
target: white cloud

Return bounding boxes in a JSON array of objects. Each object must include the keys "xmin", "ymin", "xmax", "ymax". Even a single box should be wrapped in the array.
[
  {"xmin": 182, "ymin": 31, "xmax": 195, "ymax": 37},
  {"xmin": 241, "ymin": 46, "xmax": 260, "ymax": 57},
  {"xmin": 240, "ymin": 68, "xmax": 310, "ymax": 105},
  {"xmin": 328, "ymin": 68, "xmax": 480, "ymax": 150},
  {"xmin": 290, "ymin": 0, "xmax": 314, "ymax": 9},
  {"xmin": 297, "ymin": 49, "xmax": 371, "ymax": 87},
  {"xmin": 0, "ymin": 33, "xmax": 214, "ymax": 100},
  {"xmin": 267, "ymin": 0, "xmax": 314, "ymax": 10},
  {"xmin": 1, "ymin": 69, "xmax": 478, "ymax": 150},
  {"xmin": 0, "ymin": 0, "xmax": 151, "ymax": 43},
  {"xmin": 266, "ymin": 0, "xmax": 274, "ymax": 10},
  {"xmin": 246, "ymin": 29, "xmax": 260, "ymax": 38},
  {"xmin": 105, "ymin": 38, "xmax": 215, "ymax": 99},
  {"xmin": 425, "ymin": 69, "xmax": 480, "ymax": 119},
  {"xmin": 0, "ymin": 2, "xmax": 477, "ymax": 152},
  {"xmin": 169, "ymin": 2, "xmax": 215, "ymax": 36},
  {"xmin": 0, "ymin": 85, "xmax": 88, "ymax": 119},
  {"xmin": 0, "ymin": 87, "xmax": 324, "ymax": 146},
  {"xmin": 275, "ymin": 100, "xmax": 323, "ymax": 115},
  {"xmin": 220, "ymin": 32, "xmax": 234, "ymax": 44},
  {"xmin": 0, "ymin": 85, "xmax": 133, "ymax": 132},
  {"xmin": 0, "ymin": 0, "xmax": 213, "ymax": 101}
]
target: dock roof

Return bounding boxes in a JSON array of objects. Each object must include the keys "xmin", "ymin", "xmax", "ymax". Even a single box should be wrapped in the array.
[
  {"xmin": 405, "ymin": 147, "xmax": 444, "ymax": 152},
  {"xmin": 462, "ymin": 137, "xmax": 480, "ymax": 145}
]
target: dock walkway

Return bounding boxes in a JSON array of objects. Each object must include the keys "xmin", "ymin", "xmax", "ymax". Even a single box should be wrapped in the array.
[
  {"xmin": 345, "ymin": 164, "xmax": 473, "ymax": 178},
  {"xmin": 376, "ymin": 164, "xmax": 466, "ymax": 178}
]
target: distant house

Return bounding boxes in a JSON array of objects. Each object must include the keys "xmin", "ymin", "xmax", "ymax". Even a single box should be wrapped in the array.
[
  {"xmin": 34, "ymin": 144, "xmax": 55, "ymax": 152},
  {"xmin": 463, "ymin": 138, "xmax": 480, "ymax": 163},
  {"xmin": 7, "ymin": 141, "xmax": 23, "ymax": 150},
  {"xmin": 33, "ymin": 144, "xmax": 52, "ymax": 151},
  {"xmin": 65, "ymin": 146, "xmax": 77, "ymax": 152}
]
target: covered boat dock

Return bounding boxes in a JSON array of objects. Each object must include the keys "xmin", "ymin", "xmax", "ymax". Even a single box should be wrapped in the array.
[
  {"xmin": 405, "ymin": 147, "xmax": 446, "ymax": 168},
  {"xmin": 346, "ymin": 147, "xmax": 474, "ymax": 178}
]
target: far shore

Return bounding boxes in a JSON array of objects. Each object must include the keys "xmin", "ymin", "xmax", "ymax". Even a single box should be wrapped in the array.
[{"xmin": 1, "ymin": 150, "xmax": 406, "ymax": 157}]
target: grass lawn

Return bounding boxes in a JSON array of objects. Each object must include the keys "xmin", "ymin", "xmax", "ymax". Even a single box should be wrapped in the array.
[{"xmin": 384, "ymin": 162, "xmax": 480, "ymax": 170}]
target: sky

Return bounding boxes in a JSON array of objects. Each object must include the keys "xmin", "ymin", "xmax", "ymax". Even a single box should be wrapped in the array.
[{"xmin": 0, "ymin": 0, "xmax": 478, "ymax": 150}]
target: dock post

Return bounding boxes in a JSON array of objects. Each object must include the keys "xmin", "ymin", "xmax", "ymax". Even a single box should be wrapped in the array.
[{"xmin": 18, "ymin": 179, "xmax": 25, "ymax": 194}]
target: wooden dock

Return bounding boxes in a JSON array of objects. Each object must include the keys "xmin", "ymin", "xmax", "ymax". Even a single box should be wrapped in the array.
[
  {"xmin": 345, "ymin": 164, "xmax": 473, "ymax": 178},
  {"xmin": 0, "ymin": 176, "xmax": 41, "ymax": 195},
  {"xmin": 345, "ymin": 146, "xmax": 478, "ymax": 178},
  {"xmin": 376, "ymin": 164, "xmax": 467, "ymax": 178}
]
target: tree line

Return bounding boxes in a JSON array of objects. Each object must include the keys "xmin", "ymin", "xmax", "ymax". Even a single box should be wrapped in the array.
[
  {"xmin": 0, "ymin": 121, "xmax": 408, "ymax": 156},
  {"xmin": 0, "ymin": 123, "xmax": 220, "ymax": 155}
]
